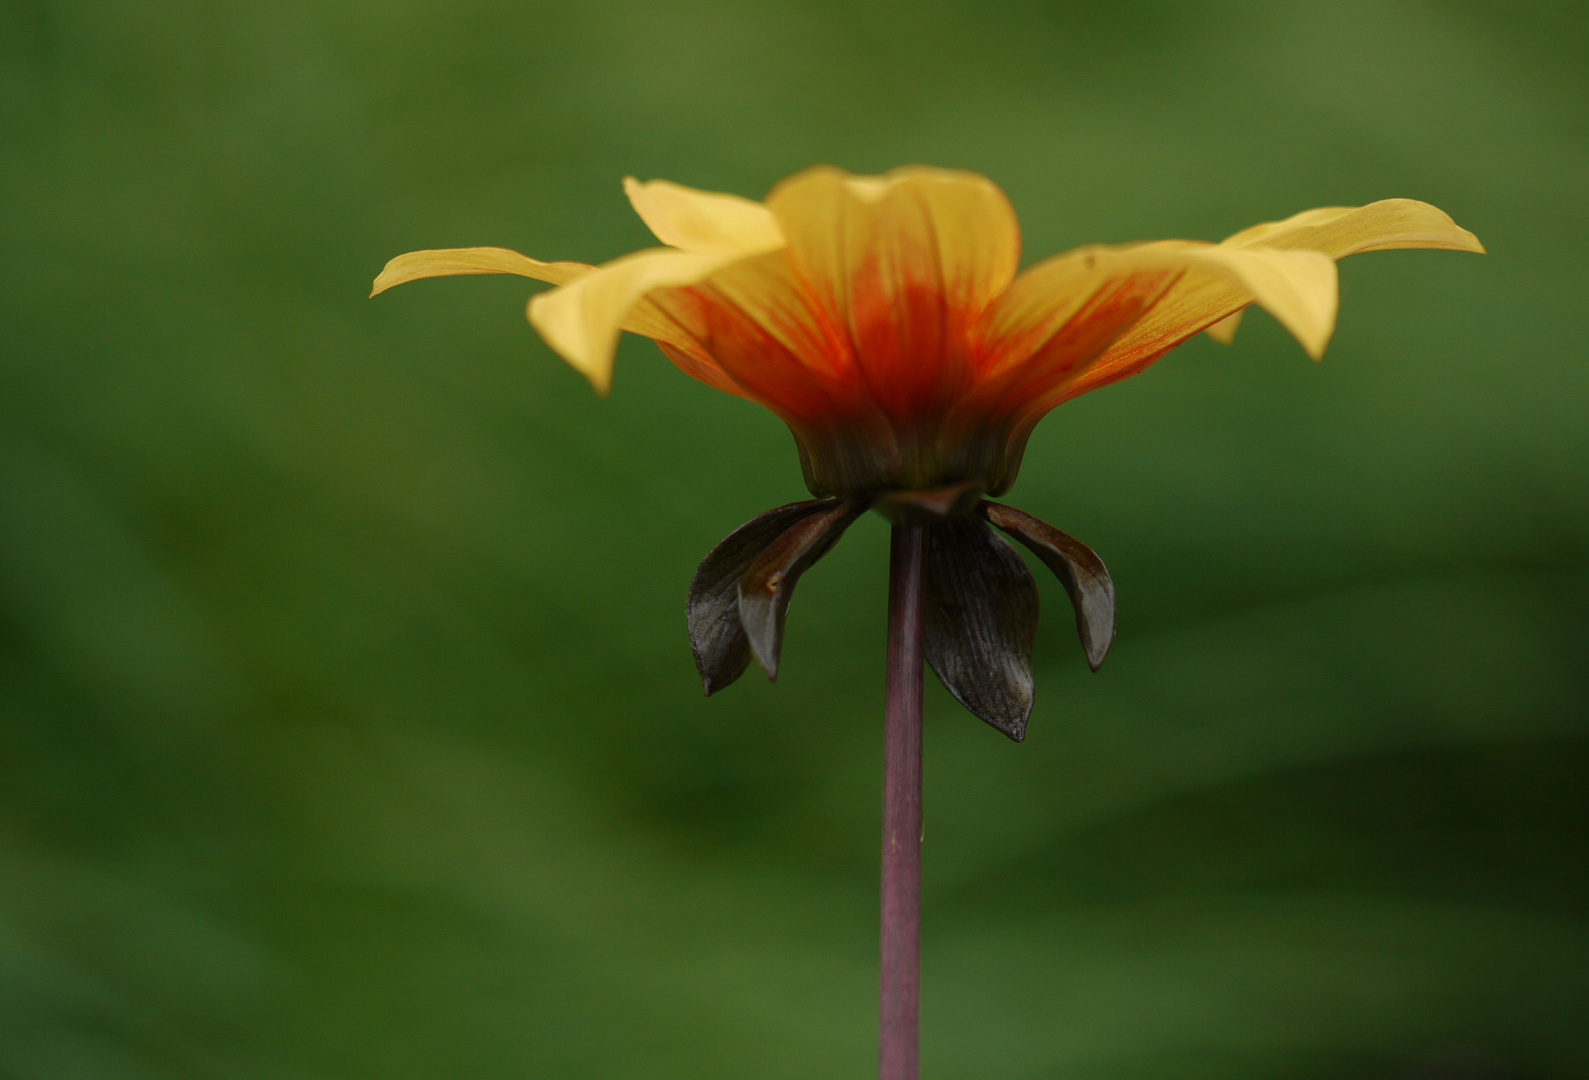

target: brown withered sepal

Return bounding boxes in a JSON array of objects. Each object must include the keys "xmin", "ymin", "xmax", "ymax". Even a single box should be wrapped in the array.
[
  {"xmin": 687, "ymin": 500, "xmax": 840, "ymax": 695},
  {"xmin": 982, "ymin": 502, "xmax": 1116, "ymax": 673},
  {"xmin": 922, "ymin": 515, "xmax": 1039, "ymax": 741},
  {"xmin": 686, "ymin": 486, "xmax": 1116, "ymax": 738}
]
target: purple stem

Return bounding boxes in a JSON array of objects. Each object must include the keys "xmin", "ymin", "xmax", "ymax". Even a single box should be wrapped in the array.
[{"xmin": 881, "ymin": 524, "xmax": 925, "ymax": 1080}]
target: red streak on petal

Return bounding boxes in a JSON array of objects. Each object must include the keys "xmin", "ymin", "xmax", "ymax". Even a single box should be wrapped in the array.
[
  {"xmin": 653, "ymin": 280, "xmax": 880, "ymax": 433},
  {"xmin": 960, "ymin": 271, "xmax": 1177, "ymax": 425},
  {"xmin": 1043, "ymin": 297, "xmax": 1241, "ymax": 409},
  {"xmin": 652, "ymin": 340, "xmax": 748, "ymax": 399}
]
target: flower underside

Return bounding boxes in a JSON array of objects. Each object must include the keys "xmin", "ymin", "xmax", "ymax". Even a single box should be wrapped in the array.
[
  {"xmin": 687, "ymin": 485, "xmax": 1110, "ymax": 740},
  {"xmin": 373, "ymin": 165, "xmax": 1482, "ymax": 737}
]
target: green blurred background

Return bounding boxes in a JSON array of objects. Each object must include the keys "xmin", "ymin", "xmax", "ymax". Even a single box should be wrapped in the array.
[{"xmin": 3, "ymin": 1, "xmax": 1586, "ymax": 1077}]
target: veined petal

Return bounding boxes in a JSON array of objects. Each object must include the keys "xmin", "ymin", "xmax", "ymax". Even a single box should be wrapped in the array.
[
  {"xmin": 623, "ymin": 177, "xmax": 785, "ymax": 258},
  {"xmin": 370, "ymin": 247, "xmax": 592, "ymax": 296},
  {"xmin": 995, "ymin": 241, "xmax": 1336, "ymax": 359},
  {"xmin": 974, "ymin": 240, "xmax": 1335, "ymax": 426},
  {"xmin": 767, "ymin": 166, "xmax": 1020, "ymax": 418},
  {"xmin": 1196, "ymin": 199, "xmax": 1484, "ymax": 346},
  {"xmin": 646, "ymin": 250, "xmax": 890, "ymax": 433},
  {"xmin": 1047, "ymin": 199, "xmax": 1483, "ymax": 404},
  {"xmin": 651, "ymin": 340, "xmax": 750, "ymax": 399},
  {"xmin": 528, "ymin": 248, "xmax": 735, "ymax": 395},
  {"xmin": 961, "ymin": 263, "xmax": 1181, "ymax": 425}
]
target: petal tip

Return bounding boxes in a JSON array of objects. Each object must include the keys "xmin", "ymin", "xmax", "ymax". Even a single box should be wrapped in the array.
[
  {"xmin": 369, "ymin": 259, "xmax": 404, "ymax": 297},
  {"xmin": 526, "ymin": 293, "xmax": 617, "ymax": 396},
  {"xmin": 1302, "ymin": 311, "xmax": 1336, "ymax": 359},
  {"xmin": 1203, "ymin": 309, "xmax": 1244, "ymax": 346}
]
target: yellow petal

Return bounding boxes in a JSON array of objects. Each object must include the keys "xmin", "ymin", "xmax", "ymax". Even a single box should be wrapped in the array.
[
  {"xmin": 1221, "ymin": 198, "xmax": 1486, "ymax": 257},
  {"xmin": 957, "ymin": 264, "xmax": 1183, "ymax": 428},
  {"xmin": 623, "ymin": 177, "xmax": 785, "ymax": 258},
  {"xmin": 767, "ymin": 166, "xmax": 1020, "ymax": 322},
  {"xmin": 982, "ymin": 240, "xmax": 1337, "ymax": 366},
  {"xmin": 1037, "ymin": 201, "xmax": 1481, "ymax": 409},
  {"xmin": 648, "ymin": 249, "xmax": 889, "ymax": 431},
  {"xmin": 1203, "ymin": 309, "xmax": 1243, "ymax": 345},
  {"xmin": 1161, "ymin": 244, "xmax": 1338, "ymax": 359},
  {"xmin": 370, "ymin": 246, "xmax": 591, "ymax": 297},
  {"xmin": 765, "ymin": 165, "xmax": 1021, "ymax": 417},
  {"xmin": 527, "ymin": 248, "xmax": 734, "ymax": 395}
]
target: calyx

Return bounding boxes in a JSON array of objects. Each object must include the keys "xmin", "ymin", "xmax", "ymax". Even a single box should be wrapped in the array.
[{"xmin": 686, "ymin": 485, "xmax": 1116, "ymax": 741}]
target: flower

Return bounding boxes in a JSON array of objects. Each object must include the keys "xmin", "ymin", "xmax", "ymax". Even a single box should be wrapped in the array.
[
  {"xmin": 374, "ymin": 167, "xmax": 1481, "ymax": 497},
  {"xmin": 374, "ymin": 166, "xmax": 1482, "ymax": 737}
]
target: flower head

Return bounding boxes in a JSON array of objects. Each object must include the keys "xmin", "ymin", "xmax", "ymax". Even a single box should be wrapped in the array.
[
  {"xmin": 374, "ymin": 166, "xmax": 1481, "ymax": 737},
  {"xmin": 374, "ymin": 166, "xmax": 1482, "ymax": 500}
]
